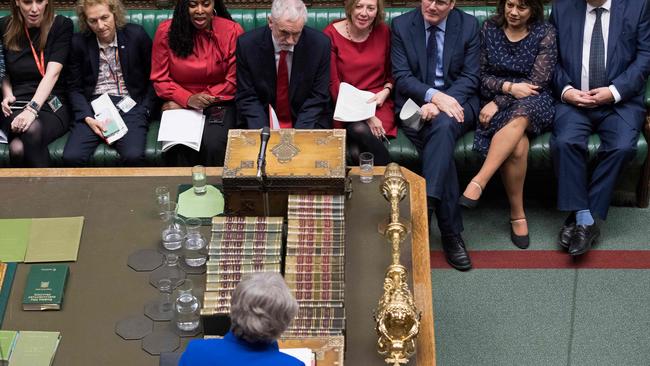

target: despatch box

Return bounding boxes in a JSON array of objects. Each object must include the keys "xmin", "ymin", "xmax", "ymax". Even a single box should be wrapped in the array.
[{"xmin": 222, "ymin": 129, "xmax": 347, "ymax": 217}]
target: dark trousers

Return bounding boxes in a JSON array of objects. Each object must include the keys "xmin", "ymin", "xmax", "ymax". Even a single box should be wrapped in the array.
[
  {"xmin": 164, "ymin": 105, "xmax": 236, "ymax": 167},
  {"xmin": 63, "ymin": 107, "xmax": 148, "ymax": 167},
  {"xmin": 402, "ymin": 110, "xmax": 475, "ymax": 236},
  {"xmin": 550, "ymin": 103, "xmax": 640, "ymax": 220}
]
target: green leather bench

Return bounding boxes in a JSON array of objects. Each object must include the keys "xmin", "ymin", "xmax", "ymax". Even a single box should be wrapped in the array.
[{"xmin": 0, "ymin": 7, "xmax": 648, "ymax": 207}]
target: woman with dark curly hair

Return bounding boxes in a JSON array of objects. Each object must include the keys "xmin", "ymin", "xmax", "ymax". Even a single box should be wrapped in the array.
[
  {"xmin": 459, "ymin": 0, "xmax": 557, "ymax": 249},
  {"xmin": 151, "ymin": 0, "xmax": 243, "ymax": 166},
  {"xmin": 0, "ymin": 0, "xmax": 73, "ymax": 167}
]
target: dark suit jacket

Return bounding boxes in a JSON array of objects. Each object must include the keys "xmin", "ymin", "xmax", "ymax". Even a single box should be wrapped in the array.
[
  {"xmin": 67, "ymin": 23, "xmax": 156, "ymax": 122},
  {"xmin": 391, "ymin": 7, "xmax": 480, "ymax": 118},
  {"xmin": 551, "ymin": 0, "xmax": 650, "ymax": 129},
  {"xmin": 235, "ymin": 26, "xmax": 332, "ymax": 129}
]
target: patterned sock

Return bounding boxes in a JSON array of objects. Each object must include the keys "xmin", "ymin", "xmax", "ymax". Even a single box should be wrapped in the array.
[{"xmin": 576, "ymin": 210, "xmax": 594, "ymax": 226}]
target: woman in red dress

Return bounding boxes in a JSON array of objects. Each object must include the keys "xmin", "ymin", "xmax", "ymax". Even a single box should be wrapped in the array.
[
  {"xmin": 151, "ymin": 0, "xmax": 243, "ymax": 166},
  {"xmin": 323, "ymin": 0, "xmax": 394, "ymax": 165}
]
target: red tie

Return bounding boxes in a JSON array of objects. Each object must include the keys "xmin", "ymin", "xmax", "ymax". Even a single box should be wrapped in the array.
[{"xmin": 275, "ymin": 50, "xmax": 292, "ymax": 128}]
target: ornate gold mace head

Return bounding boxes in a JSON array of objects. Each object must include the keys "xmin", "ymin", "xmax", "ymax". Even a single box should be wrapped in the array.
[{"xmin": 374, "ymin": 163, "xmax": 421, "ymax": 366}]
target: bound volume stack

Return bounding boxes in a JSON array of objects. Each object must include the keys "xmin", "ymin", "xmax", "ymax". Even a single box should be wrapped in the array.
[
  {"xmin": 284, "ymin": 195, "xmax": 346, "ymax": 337},
  {"xmin": 202, "ymin": 216, "xmax": 283, "ymax": 316}
]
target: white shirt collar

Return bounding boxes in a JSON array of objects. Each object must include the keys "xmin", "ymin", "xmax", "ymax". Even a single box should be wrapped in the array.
[{"xmin": 587, "ymin": 0, "xmax": 611, "ymax": 13}]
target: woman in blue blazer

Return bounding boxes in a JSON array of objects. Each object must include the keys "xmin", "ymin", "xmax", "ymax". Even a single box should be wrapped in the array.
[{"xmin": 179, "ymin": 272, "xmax": 304, "ymax": 366}]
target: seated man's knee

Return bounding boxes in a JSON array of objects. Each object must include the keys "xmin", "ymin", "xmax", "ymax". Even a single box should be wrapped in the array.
[
  {"xmin": 608, "ymin": 143, "xmax": 637, "ymax": 162},
  {"xmin": 62, "ymin": 148, "xmax": 88, "ymax": 167},
  {"xmin": 119, "ymin": 149, "xmax": 145, "ymax": 166}
]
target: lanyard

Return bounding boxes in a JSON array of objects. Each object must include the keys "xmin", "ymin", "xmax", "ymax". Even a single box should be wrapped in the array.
[
  {"xmin": 24, "ymin": 25, "xmax": 45, "ymax": 77},
  {"xmin": 99, "ymin": 46, "xmax": 122, "ymax": 95}
]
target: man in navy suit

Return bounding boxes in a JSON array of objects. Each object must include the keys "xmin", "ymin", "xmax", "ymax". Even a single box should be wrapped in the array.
[
  {"xmin": 236, "ymin": 0, "xmax": 331, "ymax": 130},
  {"xmin": 392, "ymin": 0, "xmax": 480, "ymax": 270},
  {"xmin": 63, "ymin": 0, "xmax": 155, "ymax": 166},
  {"xmin": 550, "ymin": 0, "xmax": 650, "ymax": 255}
]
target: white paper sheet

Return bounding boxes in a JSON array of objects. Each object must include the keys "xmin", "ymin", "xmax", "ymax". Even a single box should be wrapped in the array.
[{"xmin": 333, "ymin": 82, "xmax": 377, "ymax": 122}]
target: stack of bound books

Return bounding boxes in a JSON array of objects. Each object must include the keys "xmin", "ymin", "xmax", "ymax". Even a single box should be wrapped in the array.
[
  {"xmin": 202, "ymin": 216, "xmax": 283, "ymax": 315},
  {"xmin": 283, "ymin": 195, "xmax": 346, "ymax": 337}
]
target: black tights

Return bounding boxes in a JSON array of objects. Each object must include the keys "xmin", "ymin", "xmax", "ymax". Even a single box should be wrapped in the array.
[
  {"xmin": 9, "ymin": 119, "xmax": 50, "ymax": 167},
  {"xmin": 346, "ymin": 121, "xmax": 390, "ymax": 166}
]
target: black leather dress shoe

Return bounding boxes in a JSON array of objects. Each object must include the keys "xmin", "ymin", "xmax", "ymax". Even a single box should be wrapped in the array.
[
  {"xmin": 558, "ymin": 215, "xmax": 576, "ymax": 250},
  {"xmin": 568, "ymin": 223, "xmax": 600, "ymax": 256},
  {"xmin": 441, "ymin": 234, "xmax": 472, "ymax": 271}
]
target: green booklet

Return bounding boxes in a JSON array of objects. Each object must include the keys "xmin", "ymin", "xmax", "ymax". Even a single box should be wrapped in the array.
[
  {"xmin": 0, "ymin": 330, "xmax": 18, "ymax": 365},
  {"xmin": 22, "ymin": 264, "xmax": 69, "ymax": 311},
  {"xmin": 8, "ymin": 331, "xmax": 61, "ymax": 366}
]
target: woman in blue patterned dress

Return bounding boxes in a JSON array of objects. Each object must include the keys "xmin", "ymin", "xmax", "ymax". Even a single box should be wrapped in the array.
[
  {"xmin": 459, "ymin": 0, "xmax": 557, "ymax": 248},
  {"xmin": 0, "ymin": 41, "xmax": 4, "ymax": 81}
]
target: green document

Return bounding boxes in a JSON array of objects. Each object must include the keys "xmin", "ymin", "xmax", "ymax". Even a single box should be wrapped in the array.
[
  {"xmin": 0, "ymin": 263, "xmax": 17, "ymax": 328},
  {"xmin": 22, "ymin": 264, "xmax": 69, "ymax": 311},
  {"xmin": 24, "ymin": 217, "xmax": 84, "ymax": 263},
  {"xmin": 177, "ymin": 185, "xmax": 225, "ymax": 221},
  {"xmin": 0, "ymin": 219, "xmax": 31, "ymax": 262},
  {"xmin": 8, "ymin": 331, "xmax": 61, "ymax": 366},
  {"xmin": 0, "ymin": 330, "xmax": 18, "ymax": 363}
]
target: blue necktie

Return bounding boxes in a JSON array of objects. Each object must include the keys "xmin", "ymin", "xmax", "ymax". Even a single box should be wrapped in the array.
[
  {"xmin": 426, "ymin": 25, "xmax": 438, "ymax": 87},
  {"xmin": 589, "ymin": 7, "xmax": 607, "ymax": 89}
]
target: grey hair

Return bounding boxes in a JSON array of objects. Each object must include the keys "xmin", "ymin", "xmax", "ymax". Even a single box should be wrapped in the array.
[
  {"xmin": 270, "ymin": 0, "xmax": 308, "ymax": 23},
  {"xmin": 230, "ymin": 272, "xmax": 299, "ymax": 344}
]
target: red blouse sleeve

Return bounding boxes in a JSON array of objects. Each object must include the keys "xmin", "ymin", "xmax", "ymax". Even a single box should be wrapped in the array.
[
  {"xmin": 323, "ymin": 24, "xmax": 342, "ymax": 102},
  {"xmin": 150, "ymin": 20, "xmax": 193, "ymax": 107},
  {"xmin": 206, "ymin": 20, "xmax": 244, "ymax": 100}
]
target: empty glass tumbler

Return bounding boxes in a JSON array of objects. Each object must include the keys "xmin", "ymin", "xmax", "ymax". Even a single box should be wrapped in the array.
[{"xmin": 183, "ymin": 217, "xmax": 207, "ymax": 267}]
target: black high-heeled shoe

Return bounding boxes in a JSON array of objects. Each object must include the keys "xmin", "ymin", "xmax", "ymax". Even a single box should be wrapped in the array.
[
  {"xmin": 510, "ymin": 218, "xmax": 530, "ymax": 249},
  {"xmin": 459, "ymin": 180, "xmax": 483, "ymax": 209}
]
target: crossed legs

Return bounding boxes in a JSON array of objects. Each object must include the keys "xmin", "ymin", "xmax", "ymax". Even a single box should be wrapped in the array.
[{"xmin": 462, "ymin": 116, "xmax": 530, "ymax": 235}]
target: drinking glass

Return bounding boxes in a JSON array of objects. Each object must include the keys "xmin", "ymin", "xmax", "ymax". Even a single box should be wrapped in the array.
[
  {"xmin": 192, "ymin": 165, "xmax": 207, "ymax": 195},
  {"xmin": 155, "ymin": 186, "xmax": 170, "ymax": 219},
  {"xmin": 174, "ymin": 279, "xmax": 201, "ymax": 332},
  {"xmin": 183, "ymin": 217, "xmax": 207, "ymax": 267},
  {"xmin": 161, "ymin": 202, "xmax": 185, "ymax": 251},
  {"xmin": 359, "ymin": 152, "xmax": 374, "ymax": 183}
]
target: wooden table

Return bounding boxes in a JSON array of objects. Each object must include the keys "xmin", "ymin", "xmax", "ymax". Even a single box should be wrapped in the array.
[{"xmin": 0, "ymin": 167, "xmax": 435, "ymax": 366}]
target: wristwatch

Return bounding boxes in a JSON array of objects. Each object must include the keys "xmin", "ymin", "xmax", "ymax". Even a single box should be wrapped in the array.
[{"xmin": 28, "ymin": 100, "xmax": 41, "ymax": 112}]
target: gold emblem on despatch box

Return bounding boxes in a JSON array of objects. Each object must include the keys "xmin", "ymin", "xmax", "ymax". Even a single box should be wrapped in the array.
[
  {"xmin": 271, "ymin": 130, "xmax": 300, "ymax": 163},
  {"xmin": 40, "ymin": 281, "xmax": 49, "ymax": 288}
]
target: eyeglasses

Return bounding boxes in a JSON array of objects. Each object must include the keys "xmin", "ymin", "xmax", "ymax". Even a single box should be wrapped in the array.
[{"xmin": 423, "ymin": 0, "xmax": 452, "ymax": 7}]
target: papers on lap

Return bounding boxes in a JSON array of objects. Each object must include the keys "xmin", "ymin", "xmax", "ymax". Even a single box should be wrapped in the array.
[
  {"xmin": 333, "ymin": 82, "xmax": 376, "ymax": 122},
  {"xmin": 91, "ymin": 93, "xmax": 129, "ymax": 145},
  {"xmin": 158, "ymin": 109, "xmax": 205, "ymax": 152}
]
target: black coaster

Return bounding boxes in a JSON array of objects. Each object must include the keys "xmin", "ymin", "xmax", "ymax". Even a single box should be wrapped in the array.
[
  {"xmin": 115, "ymin": 315, "xmax": 154, "ymax": 340},
  {"xmin": 144, "ymin": 299, "xmax": 174, "ymax": 321},
  {"xmin": 128, "ymin": 249, "xmax": 164, "ymax": 272},
  {"xmin": 142, "ymin": 330, "xmax": 180, "ymax": 355}
]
